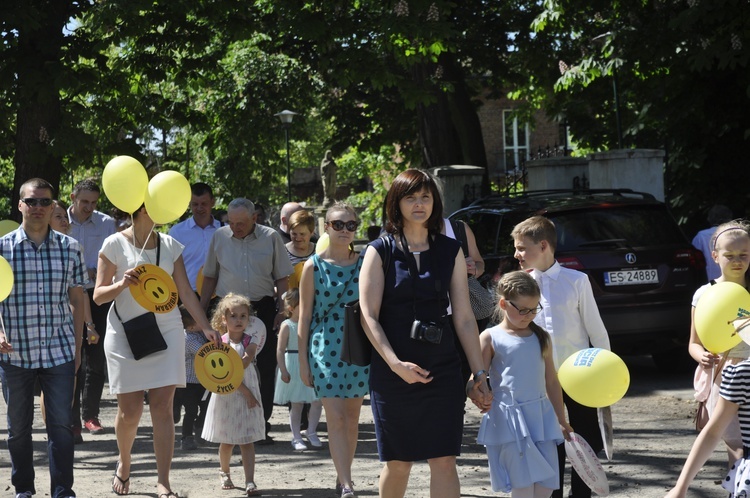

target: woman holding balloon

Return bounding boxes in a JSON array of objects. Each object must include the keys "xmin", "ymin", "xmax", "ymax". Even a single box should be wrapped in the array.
[
  {"xmin": 96, "ymin": 157, "xmax": 220, "ymax": 497},
  {"xmin": 688, "ymin": 220, "xmax": 750, "ymax": 470}
]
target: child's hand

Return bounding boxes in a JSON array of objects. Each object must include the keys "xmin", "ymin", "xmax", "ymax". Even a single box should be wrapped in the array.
[
  {"xmin": 281, "ymin": 370, "xmax": 291, "ymax": 383},
  {"xmin": 242, "ymin": 390, "xmax": 258, "ymax": 409},
  {"xmin": 560, "ymin": 420, "xmax": 574, "ymax": 441},
  {"xmin": 700, "ymin": 350, "xmax": 721, "ymax": 369}
]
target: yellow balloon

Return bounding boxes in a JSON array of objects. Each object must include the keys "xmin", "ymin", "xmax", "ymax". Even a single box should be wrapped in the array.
[
  {"xmin": 316, "ymin": 233, "xmax": 329, "ymax": 254},
  {"xmin": 102, "ymin": 156, "xmax": 149, "ymax": 213},
  {"xmin": 558, "ymin": 348, "xmax": 630, "ymax": 408},
  {"xmin": 694, "ymin": 281, "xmax": 750, "ymax": 353},
  {"xmin": 0, "ymin": 256, "xmax": 13, "ymax": 302},
  {"xmin": 144, "ymin": 171, "xmax": 191, "ymax": 225},
  {"xmin": 0, "ymin": 220, "xmax": 19, "ymax": 237}
]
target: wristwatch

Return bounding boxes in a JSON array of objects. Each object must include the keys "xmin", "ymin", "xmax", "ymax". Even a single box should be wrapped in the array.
[
  {"xmin": 474, "ymin": 369, "xmax": 488, "ymax": 380},
  {"xmin": 85, "ymin": 322, "xmax": 95, "ymax": 329}
]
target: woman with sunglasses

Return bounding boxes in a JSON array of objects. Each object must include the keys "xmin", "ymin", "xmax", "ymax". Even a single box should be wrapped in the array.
[
  {"xmin": 359, "ymin": 169, "xmax": 492, "ymax": 498},
  {"xmin": 298, "ymin": 202, "xmax": 368, "ymax": 498}
]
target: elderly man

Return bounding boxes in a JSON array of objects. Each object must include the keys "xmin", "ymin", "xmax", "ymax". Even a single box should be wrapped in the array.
[
  {"xmin": 0, "ymin": 178, "xmax": 87, "ymax": 498},
  {"xmin": 200, "ymin": 198, "xmax": 293, "ymax": 444},
  {"xmin": 68, "ymin": 178, "xmax": 115, "ymax": 438},
  {"xmin": 168, "ymin": 182, "xmax": 223, "ymax": 293}
]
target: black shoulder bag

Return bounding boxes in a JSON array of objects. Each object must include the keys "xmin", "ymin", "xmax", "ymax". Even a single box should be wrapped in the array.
[
  {"xmin": 342, "ymin": 236, "xmax": 393, "ymax": 366},
  {"xmin": 113, "ymin": 234, "xmax": 168, "ymax": 360}
]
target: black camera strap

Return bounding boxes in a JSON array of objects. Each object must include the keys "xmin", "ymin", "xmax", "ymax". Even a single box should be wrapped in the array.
[{"xmin": 399, "ymin": 233, "xmax": 444, "ymax": 320}]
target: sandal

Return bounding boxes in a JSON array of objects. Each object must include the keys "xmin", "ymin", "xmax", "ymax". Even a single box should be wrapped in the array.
[
  {"xmin": 220, "ymin": 471, "xmax": 234, "ymax": 490},
  {"xmin": 112, "ymin": 461, "xmax": 130, "ymax": 495},
  {"xmin": 245, "ymin": 481, "xmax": 261, "ymax": 496},
  {"xmin": 157, "ymin": 493, "xmax": 179, "ymax": 498}
]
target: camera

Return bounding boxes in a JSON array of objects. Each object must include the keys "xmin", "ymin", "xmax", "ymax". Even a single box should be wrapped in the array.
[{"xmin": 410, "ymin": 319, "xmax": 443, "ymax": 344}]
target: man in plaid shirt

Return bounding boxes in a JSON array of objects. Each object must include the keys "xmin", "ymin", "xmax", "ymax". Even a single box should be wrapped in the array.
[{"xmin": 0, "ymin": 178, "xmax": 88, "ymax": 498}]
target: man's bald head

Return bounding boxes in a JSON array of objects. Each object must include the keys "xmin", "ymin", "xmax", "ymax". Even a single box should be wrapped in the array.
[{"xmin": 280, "ymin": 202, "xmax": 304, "ymax": 231}]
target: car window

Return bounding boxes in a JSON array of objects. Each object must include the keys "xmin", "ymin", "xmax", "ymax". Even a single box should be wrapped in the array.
[
  {"xmin": 549, "ymin": 206, "xmax": 687, "ymax": 251},
  {"xmin": 454, "ymin": 211, "xmax": 501, "ymax": 256}
]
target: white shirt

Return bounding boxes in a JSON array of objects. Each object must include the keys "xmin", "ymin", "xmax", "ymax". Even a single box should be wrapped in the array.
[
  {"xmin": 531, "ymin": 261, "xmax": 611, "ymax": 370},
  {"xmin": 168, "ymin": 216, "xmax": 223, "ymax": 291}
]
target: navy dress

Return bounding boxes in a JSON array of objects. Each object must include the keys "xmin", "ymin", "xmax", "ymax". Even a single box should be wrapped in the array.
[{"xmin": 369, "ymin": 233, "xmax": 465, "ymax": 462}]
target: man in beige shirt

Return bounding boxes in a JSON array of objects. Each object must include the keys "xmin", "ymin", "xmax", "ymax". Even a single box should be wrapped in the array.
[{"xmin": 200, "ymin": 198, "xmax": 293, "ymax": 444}]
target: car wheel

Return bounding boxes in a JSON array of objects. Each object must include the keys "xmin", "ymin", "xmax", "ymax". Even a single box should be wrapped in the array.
[{"xmin": 652, "ymin": 347, "xmax": 694, "ymax": 374}]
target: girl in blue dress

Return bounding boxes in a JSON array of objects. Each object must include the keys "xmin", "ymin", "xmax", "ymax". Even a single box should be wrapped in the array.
[
  {"xmin": 475, "ymin": 271, "xmax": 572, "ymax": 497},
  {"xmin": 274, "ymin": 288, "xmax": 323, "ymax": 451}
]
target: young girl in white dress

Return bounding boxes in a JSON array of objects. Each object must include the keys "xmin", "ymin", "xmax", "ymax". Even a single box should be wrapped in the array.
[
  {"xmin": 274, "ymin": 288, "xmax": 323, "ymax": 451},
  {"xmin": 201, "ymin": 293, "xmax": 266, "ymax": 496},
  {"xmin": 472, "ymin": 271, "xmax": 572, "ymax": 498}
]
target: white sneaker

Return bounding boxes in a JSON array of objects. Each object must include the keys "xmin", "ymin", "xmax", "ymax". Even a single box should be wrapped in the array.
[
  {"xmin": 291, "ymin": 438, "xmax": 307, "ymax": 451},
  {"xmin": 305, "ymin": 431, "xmax": 323, "ymax": 448}
]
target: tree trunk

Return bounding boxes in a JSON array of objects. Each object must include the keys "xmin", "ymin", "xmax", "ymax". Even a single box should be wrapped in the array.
[
  {"xmin": 11, "ymin": 0, "xmax": 70, "ymax": 220},
  {"xmin": 413, "ymin": 54, "xmax": 490, "ymax": 195}
]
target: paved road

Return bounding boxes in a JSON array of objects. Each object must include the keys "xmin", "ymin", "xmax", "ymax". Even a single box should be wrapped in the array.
[{"xmin": 0, "ymin": 356, "xmax": 729, "ymax": 497}]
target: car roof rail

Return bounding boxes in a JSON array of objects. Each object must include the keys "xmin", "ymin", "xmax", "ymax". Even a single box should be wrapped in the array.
[{"xmin": 468, "ymin": 188, "xmax": 656, "ymax": 206}]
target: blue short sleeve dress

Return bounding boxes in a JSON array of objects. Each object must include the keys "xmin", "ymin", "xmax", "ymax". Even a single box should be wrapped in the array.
[{"xmin": 308, "ymin": 254, "xmax": 369, "ymax": 398}]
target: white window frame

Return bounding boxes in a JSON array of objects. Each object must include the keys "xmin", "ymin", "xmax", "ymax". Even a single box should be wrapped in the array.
[{"xmin": 502, "ymin": 110, "xmax": 530, "ymax": 171}]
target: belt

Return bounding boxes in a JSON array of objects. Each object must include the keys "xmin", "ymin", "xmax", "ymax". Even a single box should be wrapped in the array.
[{"xmin": 286, "ymin": 350, "xmax": 298, "ymax": 354}]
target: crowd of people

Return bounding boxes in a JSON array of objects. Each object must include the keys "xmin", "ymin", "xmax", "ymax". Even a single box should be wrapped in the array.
[{"xmin": 2, "ymin": 171, "xmax": 748, "ymax": 498}]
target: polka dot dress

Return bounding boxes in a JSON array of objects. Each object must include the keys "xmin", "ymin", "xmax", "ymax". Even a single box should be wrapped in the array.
[
  {"xmin": 723, "ymin": 457, "xmax": 750, "ymax": 497},
  {"xmin": 308, "ymin": 254, "xmax": 369, "ymax": 398}
]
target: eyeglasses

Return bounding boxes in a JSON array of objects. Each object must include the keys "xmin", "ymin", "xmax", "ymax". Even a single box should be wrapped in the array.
[
  {"xmin": 508, "ymin": 301, "xmax": 543, "ymax": 316},
  {"xmin": 327, "ymin": 220, "xmax": 359, "ymax": 232},
  {"xmin": 21, "ymin": 198, "xmax": 53, "ymax": 207}
]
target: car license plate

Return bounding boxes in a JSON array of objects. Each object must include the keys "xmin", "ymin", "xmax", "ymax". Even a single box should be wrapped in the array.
[{"xmin": 604, "ymin": 269, "xmax": 659, "ymax": 286}]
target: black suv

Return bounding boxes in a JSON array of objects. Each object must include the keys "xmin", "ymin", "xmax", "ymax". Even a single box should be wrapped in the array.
[{"xmin": 449, "ymin": 189, "xmax": 706, "ymax": 371}]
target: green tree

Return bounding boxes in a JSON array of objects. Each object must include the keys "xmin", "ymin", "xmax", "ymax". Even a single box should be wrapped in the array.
[{"xmin": 521, "ymin": 0, "xmax": 750, "ymax": 222}]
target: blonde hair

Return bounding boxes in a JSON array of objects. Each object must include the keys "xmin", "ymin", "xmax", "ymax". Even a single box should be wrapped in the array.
[
  {"xmin": 210, "ymin": 293, "xmax": 253, "ymax": 333},
  {"xmin": 511, "ymin": 216, "xmax": 557, "ymax": 251},
  {"xmin": 711, "ymin": 220, "xmax": 750, "ymax": 253},
  {"xmin": 493, "ymin": 271, "xmax": 552, "ymax": 358},
  {"xmin": 283, "ymin": 288, "xmax": 300, "ymax": 318}
]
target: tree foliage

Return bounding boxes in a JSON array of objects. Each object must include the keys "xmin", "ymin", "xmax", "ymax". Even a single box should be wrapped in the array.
[
  {"xmin": 520, "ymin": 0, "xmax": 750, "ymax": 222},
  {"xmin": 1, "ymin": 0, "xmax": 748, "ymax": 228}
]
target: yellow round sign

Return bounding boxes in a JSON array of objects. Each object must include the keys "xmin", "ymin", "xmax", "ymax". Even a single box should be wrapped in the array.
[
  {"xmin": 194, "ymin": 342, "xmax": 245, "ymax": 394},
  {"xmin": 129, "ymin": 264, "xmax": 179, "ymax": 313}
]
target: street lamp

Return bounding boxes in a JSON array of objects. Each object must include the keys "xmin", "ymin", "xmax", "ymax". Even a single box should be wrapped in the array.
[{"xmin": 274, "ymin": 110, "xmax": 297, "ymax": 202}]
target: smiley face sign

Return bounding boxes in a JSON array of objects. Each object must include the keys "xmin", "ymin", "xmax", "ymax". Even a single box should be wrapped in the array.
[
  {"xmin": 129, "ymin": 264, "xmax": 179, "ymax": 314},
  {"xmin": 194, "ymin": 342, "xmax": 244, "ymax": 394}
]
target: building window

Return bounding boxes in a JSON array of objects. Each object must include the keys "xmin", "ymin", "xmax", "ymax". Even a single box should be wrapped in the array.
[{"xmin": 503, "ymin": 110, "xmax": 530, "ymax": 171}]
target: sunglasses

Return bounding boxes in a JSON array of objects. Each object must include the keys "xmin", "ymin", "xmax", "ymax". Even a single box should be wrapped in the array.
[
  {"xmin": 21, "ymin": 198, "xmax": 54, "ymax": 207},
  {"xmin": 508, "ymin": 301, "xmax": 543, "ymax": 316},
  {"xmin": 327, "ymin": 220, "xmax": 359, "ymax": 232}
]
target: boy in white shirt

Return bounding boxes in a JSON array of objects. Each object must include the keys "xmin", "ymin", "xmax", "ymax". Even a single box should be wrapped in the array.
[{"xmin": 512, "ymin": 216, "xmax": 611, "ymax": 498}]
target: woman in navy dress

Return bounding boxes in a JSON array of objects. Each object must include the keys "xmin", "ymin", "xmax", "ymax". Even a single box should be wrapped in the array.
[{"xmin": 359, "ymin": 169, "xmax": 492, "ymax": 498}]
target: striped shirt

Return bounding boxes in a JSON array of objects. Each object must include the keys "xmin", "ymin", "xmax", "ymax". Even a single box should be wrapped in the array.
[
  {"xmin": 0, "ymin": 227, "xmax": 88, "ymax": 369},
  {"xmin": 720, "ymin": 360, "xmax": 750, "ymax": 447}
]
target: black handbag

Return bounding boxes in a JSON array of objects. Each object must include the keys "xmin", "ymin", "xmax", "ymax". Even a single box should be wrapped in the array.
[
  {"xmin": 114, "ymin": 303, "xmax": 167, "ymax": 361},
  {"xmin": 342, "ymin": 300, "xmax": 370, "ymax": 366},
  {"xmin": 340, "ymin": 236, "xmax": 392, "ymax": 366}
]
